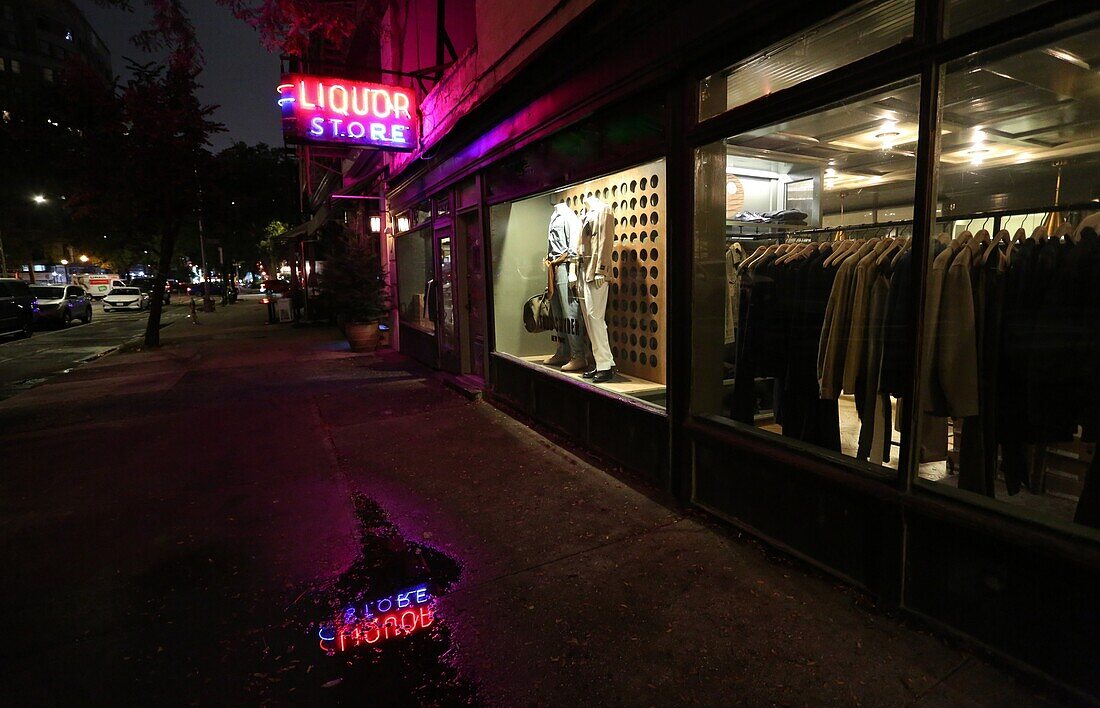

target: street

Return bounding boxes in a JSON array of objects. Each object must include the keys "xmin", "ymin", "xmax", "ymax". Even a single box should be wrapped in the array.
[
  {"xmin": 0, "ymin": 299, "xmax": 187, "ymax": 401},
  {"xmin": 0, "ymin": 300, "xmax": 1063, "ymax": 705}
]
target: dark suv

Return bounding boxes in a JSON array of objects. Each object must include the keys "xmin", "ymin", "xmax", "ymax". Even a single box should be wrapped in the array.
[
  {"xmin": 129, "ymin": 277, "xmax": 171, "ymax": 304},
  {"xmin": 0, "ymin": 278, "xmax": 35, "ymax": 339}
]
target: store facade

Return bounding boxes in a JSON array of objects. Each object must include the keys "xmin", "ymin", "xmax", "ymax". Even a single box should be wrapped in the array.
[{"xmin": 372, "ymin": 0, "xmax": 1100, "ymax": 697}]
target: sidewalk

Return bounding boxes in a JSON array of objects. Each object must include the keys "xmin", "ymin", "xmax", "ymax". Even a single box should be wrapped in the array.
[{"xmin": 0, "ymin": 300, "xmax": 1067, "ymax": 705}]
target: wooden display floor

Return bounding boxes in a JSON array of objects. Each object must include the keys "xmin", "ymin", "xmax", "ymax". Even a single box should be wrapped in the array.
[{"xmin": 519, "ymin": 355, "xmax": 666, "ymax": 398}]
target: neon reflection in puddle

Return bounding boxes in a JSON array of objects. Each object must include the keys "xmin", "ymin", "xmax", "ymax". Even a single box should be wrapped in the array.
[{"xmin": 319, "ymin": 583, "xmax": 436, "ymax": 652}]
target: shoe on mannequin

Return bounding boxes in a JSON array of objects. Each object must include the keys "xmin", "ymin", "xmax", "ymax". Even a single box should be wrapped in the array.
[
  {"xmin": 545, "ymin": 352, "xmax": 570, "ymax": 366},
  {"xmin": 592, "ymin": 369, "xmax": 614, "ymax": 383},
  {"xmin": 561, "ymin": 356, "xmax": 587, "ymax": 372},
  {"xmin": 582, "ymin": 369, "xmax": 598, "ymax": 379}
]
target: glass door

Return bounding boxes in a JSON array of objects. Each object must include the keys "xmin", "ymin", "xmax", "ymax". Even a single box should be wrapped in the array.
[{"xmin": 435, "ymin": 229, "xmax": 461, "ymax": 373}]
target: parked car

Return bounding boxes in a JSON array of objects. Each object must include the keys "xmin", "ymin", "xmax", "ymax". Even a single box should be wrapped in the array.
[
  {"xmin": 166, "ymin": 279, "xmax": 184, "ymax": 294},
  {"xmin": 30, "ymin": 284, "xmax": 93, "ymax": 327},
  {"xmin": 0, "ymin": 278, "xmax": 35, "ymax": 339},
  {"xmin": 129, "ymin": 277, "xmax": 171, "ymax": 305},
  {"xmin": 102, "ymin": 286, "xmax": 149, "ymax": 312}
]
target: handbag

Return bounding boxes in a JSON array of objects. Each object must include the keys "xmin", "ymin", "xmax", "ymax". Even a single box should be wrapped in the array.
[
  {"xmin": 523, "ymin": 290, "xmax": 553, "ymax": 333},
  {"xmin": 523, "ymin": 253, "xmax": 569, "ymax": 333}
]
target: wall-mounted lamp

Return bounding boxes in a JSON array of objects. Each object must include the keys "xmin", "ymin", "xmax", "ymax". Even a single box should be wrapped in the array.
[
  {"xmin": 397, "ymin": 216, "xmax": 410, "ymax": 232},
  {"xmin": 369, "ymin": 216, "xmax": 382, "ymax": 233}
]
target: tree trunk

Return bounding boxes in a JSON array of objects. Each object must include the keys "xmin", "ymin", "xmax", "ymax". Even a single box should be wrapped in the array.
[{"xmin": 144, "ymin": 227, "xmax": 179, "ymax": 347}]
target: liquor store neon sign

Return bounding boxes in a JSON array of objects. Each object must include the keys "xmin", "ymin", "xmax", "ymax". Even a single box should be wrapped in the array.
[
  {"xmin": 278, "ymin": 74, "xmax": 417, "ymax": 151},
  {"xmin": 318, "ymin": 584, "xmax": 435, "ymax": 652}
]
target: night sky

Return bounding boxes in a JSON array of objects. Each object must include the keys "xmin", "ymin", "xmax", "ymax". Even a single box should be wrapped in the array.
[{"xmin": 72, "ymin": 0, "xmax": 284, "ymax": 151}]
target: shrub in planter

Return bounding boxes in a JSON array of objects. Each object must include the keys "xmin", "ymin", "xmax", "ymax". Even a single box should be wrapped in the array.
[{"xmin": 324, "ymin": 232, "xmax": 389, "ymax": 352}]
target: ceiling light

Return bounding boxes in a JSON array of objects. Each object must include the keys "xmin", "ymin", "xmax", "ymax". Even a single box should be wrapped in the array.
[
  {"xmin": 874, "ymin": 121, "xmax": 900, "ymax": 150},
  {"xmin": 1043, "ymin": 47, "xmax": 1090, "ymax": 70},
  {"xmin": 825, "ymin": 168, "xmax": 837, "ymax": 177}
]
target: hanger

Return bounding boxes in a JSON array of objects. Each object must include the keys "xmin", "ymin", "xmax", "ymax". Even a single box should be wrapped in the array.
[{"xmin": 1031, "ymin": 223, "xmax": 1048, "ymax": 244}]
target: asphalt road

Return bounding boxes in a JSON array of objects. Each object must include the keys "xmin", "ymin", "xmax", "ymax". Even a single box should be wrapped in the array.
[{"xmin": 0, "ymin": 300, "xmax": 186, "ymax": 401}]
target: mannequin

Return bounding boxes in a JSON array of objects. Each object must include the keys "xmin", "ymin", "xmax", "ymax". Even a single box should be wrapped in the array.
[
  {"xmin": 578, "ymin": 194, "xmax": 616, "ymax": 382},
  {"xmin": 545, "ymin": 200, "xmax": 589, "ymax": 371}
]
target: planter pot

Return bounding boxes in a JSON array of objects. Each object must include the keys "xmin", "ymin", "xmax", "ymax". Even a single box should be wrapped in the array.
[{"xmin": 346, "ymin": 321, "xmax": 381, "ymax": 352}]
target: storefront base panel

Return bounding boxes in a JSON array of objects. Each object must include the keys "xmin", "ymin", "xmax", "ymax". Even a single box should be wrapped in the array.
[
  {"xmin": 691, "ymin": 431, "xmax": 903, "ymax": 599},
  {"xmin": 489, "ymin": 354, "xmax": 669, "ymax": 489},
  {"xmin": 904, "ymin": 510, "xmax": 1100, "ymax": 699},
  {"xmin": 399, "ymin": 324, "xmax": 439, "ymax": 369},
  {"xmin": 690, "ymin": 426, "xmax": 1100, "ymax": 700}
]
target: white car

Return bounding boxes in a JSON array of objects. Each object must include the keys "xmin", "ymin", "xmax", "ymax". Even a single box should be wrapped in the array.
[{"xmin": 102, "ymin": 287, "xmax": 149, "ymax": 312}]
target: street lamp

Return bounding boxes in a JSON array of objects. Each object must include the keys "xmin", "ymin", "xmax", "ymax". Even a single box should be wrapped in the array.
[
  {"xmin": 79, "ymin": 254, "xmax": 89, "ymax": 263},
  {"xmin": 60, "ymin": 258, "xmax": 69, "ymax": 281},
  {"xmin": 32, "ymin": 194, "xmax": 47, "ymax": 204}
]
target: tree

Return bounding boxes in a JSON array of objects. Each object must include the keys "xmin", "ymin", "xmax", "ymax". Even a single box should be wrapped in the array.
[
  {"xmin": 216, "ymin": 0, "xmax": 383, "ymax": 56},
  {"xmin": 201, "ymin": 143, "xmax": 299, "ymax": 279},
  {"xmin": 71, "ymin": 1, "xmax": 222, "ymax": 346}
]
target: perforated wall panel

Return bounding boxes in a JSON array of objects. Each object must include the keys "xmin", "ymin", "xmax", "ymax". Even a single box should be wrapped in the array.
[{"xmin": 560, "ymin": 160, "xmax": 666, "ymax": 384}]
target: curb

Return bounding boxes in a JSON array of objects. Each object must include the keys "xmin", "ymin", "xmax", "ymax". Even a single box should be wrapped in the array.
[{"xmin": 76, "ymin": 318, "xmax": 180, "ymax": 363}]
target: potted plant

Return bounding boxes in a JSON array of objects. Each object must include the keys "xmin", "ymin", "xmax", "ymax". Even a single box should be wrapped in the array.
[{"xmin": 324, "ymin": 230, "xmax": 389, "ymax": 352}]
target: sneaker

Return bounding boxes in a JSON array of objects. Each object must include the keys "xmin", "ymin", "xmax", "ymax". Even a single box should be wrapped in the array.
[
  {"xmin": 561, "ymin": 356, "xmax": 587, "ymax": 372},
  {"xmin": 544, "ymin": 352, "xmax": 570, "ymax": 366}
]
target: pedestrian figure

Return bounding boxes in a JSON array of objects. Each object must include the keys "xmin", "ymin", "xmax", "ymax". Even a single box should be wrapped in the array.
[
  {"xmin": 290, "ymin": 280, "xmax": 304, "ymax": 322},
  {"xmin": 189, "ymin": 297, "xmax": 200, "ymax": 324}
]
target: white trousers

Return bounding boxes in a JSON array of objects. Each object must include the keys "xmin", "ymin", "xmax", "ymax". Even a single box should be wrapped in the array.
[{"xmin": 580, "ymin": 278, "xmax": 614, "ymax": 371}]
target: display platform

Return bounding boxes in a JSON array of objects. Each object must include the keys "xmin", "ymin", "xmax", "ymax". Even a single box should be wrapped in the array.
[{"xmin": 520, "ymin": 354, "xmax": 666, "ymax": 399}]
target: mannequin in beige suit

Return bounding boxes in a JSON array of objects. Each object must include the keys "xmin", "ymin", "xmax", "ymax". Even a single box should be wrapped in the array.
[{"xmin": 578, "ymin": 195, "xmax": 616, "ymax": 382}]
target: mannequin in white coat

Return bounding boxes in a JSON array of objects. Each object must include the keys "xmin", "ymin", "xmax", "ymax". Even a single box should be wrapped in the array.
[{"xmin": 578, "ymin": 195, "xmax": 616, "ymax": 382}]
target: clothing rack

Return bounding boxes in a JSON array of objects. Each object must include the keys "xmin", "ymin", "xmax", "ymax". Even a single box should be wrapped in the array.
[{"xmin": 769, "ymin": 202, "xmax": 1100, "ymax": 244}]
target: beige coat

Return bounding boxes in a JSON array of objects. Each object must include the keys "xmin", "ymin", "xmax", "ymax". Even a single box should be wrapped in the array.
[
  {"xmin": 922, "ymin": 240, "xmax": 979, "ymax": 417},
  {"xmin": 579, "ymin": 202, "xmax": 616, "ymax": 283}
]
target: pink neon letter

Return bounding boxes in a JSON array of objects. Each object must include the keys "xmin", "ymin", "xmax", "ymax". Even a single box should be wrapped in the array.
[
  {"xmin": 393, "ymin": 92, "xmax": 411, "ymax": 119},
  {"xmin": 371, "ymin": 90, "xmax": 393, "ymax": 119},
  {"xmin": 299, "ymin": 81, "xmax": 316, "ymax": 110},
  {"xmin": 328, "ymin": 84, "xmax": 349, "ymax": 116},
  {"xmin": 351, "ymin": 86, "xmax": 370, "ymax": 116}
]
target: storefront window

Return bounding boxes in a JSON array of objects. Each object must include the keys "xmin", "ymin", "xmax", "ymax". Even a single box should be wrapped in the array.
[
  {"xmin": 698, "ymin": 0, "xmax": 914, "ymax": 122},
  {"xmin": 693, "ymin": 80, "xmax": 920, "ymax": 471},
  {"xmin": 916, "ymin": 22, "xmax": 1100, "ymax": 531},
  {"xmin": 489, "ymin": 159, "xmax": 667, "ymax": 408},
  {"xmin": 395, "ymin": 227, "xmax": 435, "ymax": 334}
]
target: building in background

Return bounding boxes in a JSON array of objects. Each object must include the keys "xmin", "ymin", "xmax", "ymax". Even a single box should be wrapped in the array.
[
  {"xmin": 0, "ymin": 0, "xmax": 111, "ymax": 279},
  {"xmin": 290, "ymin": 0, "xmax": 1100, "ymax": 700}
]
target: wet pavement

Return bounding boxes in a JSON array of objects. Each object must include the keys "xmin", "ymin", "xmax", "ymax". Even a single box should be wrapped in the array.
[{"xmin": 0, "ymin": 300, "xmax": 1070, "ymax": 705}]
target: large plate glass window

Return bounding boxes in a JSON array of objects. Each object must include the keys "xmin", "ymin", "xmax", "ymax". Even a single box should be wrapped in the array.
[
  {"xmin": 916, "ymin": 20, "xmax": 1100, "ymax": 532},
  {"xmin": 698, "ymin": 0, "xmax": 914, "ymax": 122},
  {"xmin": 489, "ymin": 159, "xmax": 667, "ymax": 408},
  {"xmin": 692, "ymin": 79, "xmax": 920, "ymax": 472},
  {"xmin": 395, "ymin": 227, "xmax": 435, "ymax": 334}
]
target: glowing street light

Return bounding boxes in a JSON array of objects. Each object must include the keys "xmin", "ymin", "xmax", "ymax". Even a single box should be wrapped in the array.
[
  {"xmin": 60, "ymin": 259, "xmax": 68, "ymax": 265},
  {"xmin": 32, "ymin": 194, "xmax": 47, "ymax": 204},
  {"xmin": 79, "ymin": 255, "xmax": 89, "ymax": 263}
]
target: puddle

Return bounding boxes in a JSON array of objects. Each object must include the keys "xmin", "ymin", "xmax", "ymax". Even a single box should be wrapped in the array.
[{"xmin": 247, "ymin": 493, "xmax": 479, "ymax": 704}]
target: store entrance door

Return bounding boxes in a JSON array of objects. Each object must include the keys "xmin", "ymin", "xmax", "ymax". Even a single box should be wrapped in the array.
[
  {"xmin": 435, "ymin": 229, "xmax": 461, "ymax": 374},
  {"xmin": 456, "ymin": 208, "xmax": 486, "ymax": 380}
]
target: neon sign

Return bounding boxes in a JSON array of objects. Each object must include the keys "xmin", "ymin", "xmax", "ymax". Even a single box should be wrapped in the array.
[
  {"xmin": 278, "ymin": 74, "xmax": 417, "ymax": 151},
  {"xmin": 318, "ymin": 584, "xmax": 435, "ymax": 652}
]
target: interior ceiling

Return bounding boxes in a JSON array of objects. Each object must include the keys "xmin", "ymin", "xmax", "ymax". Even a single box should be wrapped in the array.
[{"xmin": 724, "ymin": 23, "xmax": 1100, "ymax": 214}]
